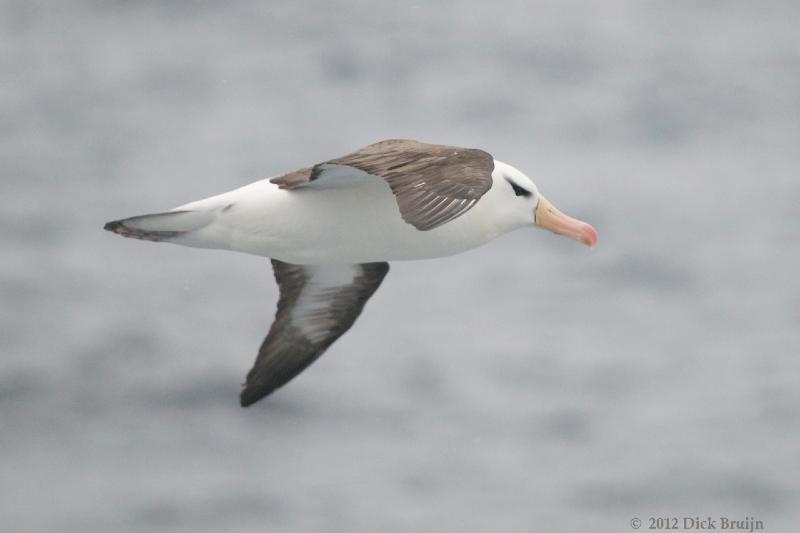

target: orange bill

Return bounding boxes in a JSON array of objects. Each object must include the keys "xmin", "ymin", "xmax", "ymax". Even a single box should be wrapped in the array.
[{"xmin": 535, "ymin": 195, "xmax": 598, "ymax": 247}]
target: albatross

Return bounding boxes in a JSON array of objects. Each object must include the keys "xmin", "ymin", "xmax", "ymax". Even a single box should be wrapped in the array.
[{"xmin": 105, "ymin": 139, "xmax": 598, "ymax": 406}]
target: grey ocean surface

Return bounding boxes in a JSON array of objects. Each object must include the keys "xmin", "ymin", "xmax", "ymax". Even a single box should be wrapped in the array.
[{"xmin": 2, "ymin": 1, "xmax": 799, "ymax": 531}]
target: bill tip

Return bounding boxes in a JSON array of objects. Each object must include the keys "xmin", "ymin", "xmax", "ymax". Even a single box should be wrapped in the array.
[{"xmin": 582, "ymin": 224, "xmax": 598, "ymax": 247}]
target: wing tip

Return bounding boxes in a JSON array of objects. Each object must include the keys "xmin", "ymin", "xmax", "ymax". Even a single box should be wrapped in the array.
[
  {"xmin": 240, "ymin": 377, "xmax": 286, "ymax": 407},
  {"xmin": 239, "ymin": 385, "xmax": 270, "ymax": 407},
  {"xmin": 239, "ymin": 392, "xmax": 257, "ymax": 408},
  {"xmin": 239, "ymin": 392, "xmax": 256, "ymax": 408}
]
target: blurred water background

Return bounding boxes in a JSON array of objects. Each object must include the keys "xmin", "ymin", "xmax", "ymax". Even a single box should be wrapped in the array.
[{"xmin": 2, "ymin": 1, "xmax": 798, "ymax": 531}]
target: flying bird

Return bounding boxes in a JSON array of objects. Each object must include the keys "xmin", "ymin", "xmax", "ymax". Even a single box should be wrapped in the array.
[{"xmin": 105, "ymin": 139, "xmax": 598, "ymax": 406}]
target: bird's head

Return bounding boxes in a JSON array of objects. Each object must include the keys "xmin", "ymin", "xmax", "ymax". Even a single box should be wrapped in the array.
[{"xmin": 493, "ymin": 160, "xmax": 598, "ymax": 247}]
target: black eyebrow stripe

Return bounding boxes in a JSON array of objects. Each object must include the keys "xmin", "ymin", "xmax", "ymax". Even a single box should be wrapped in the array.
[{"xmin": 505, "ymin": 177, "xmax": 532, "ymax": 197}]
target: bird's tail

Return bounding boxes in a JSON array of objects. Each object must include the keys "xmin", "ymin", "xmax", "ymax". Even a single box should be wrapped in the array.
[{"xmin": 103, "ymin": 209, "xmax": 217, "ymax": 242}]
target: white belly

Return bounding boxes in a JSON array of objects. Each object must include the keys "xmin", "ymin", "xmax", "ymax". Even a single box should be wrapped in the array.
[{"xmin": 173, "ymin": 176, "xmax": 511, "ymax": 264}]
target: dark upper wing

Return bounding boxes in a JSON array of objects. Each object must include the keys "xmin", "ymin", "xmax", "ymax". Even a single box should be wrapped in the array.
[
  {"xmin": 240, "ymin": 259, "xmax": 389, "ymax": 407},
  {"xmin": 270, "ymin": 139, "xmax": 495, "ymax": 231}
]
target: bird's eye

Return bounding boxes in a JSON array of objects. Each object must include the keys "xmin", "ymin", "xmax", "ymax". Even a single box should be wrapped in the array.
[{"xmin": 506, "ymin": 178, "xmax": 532, "ymax": 198}]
